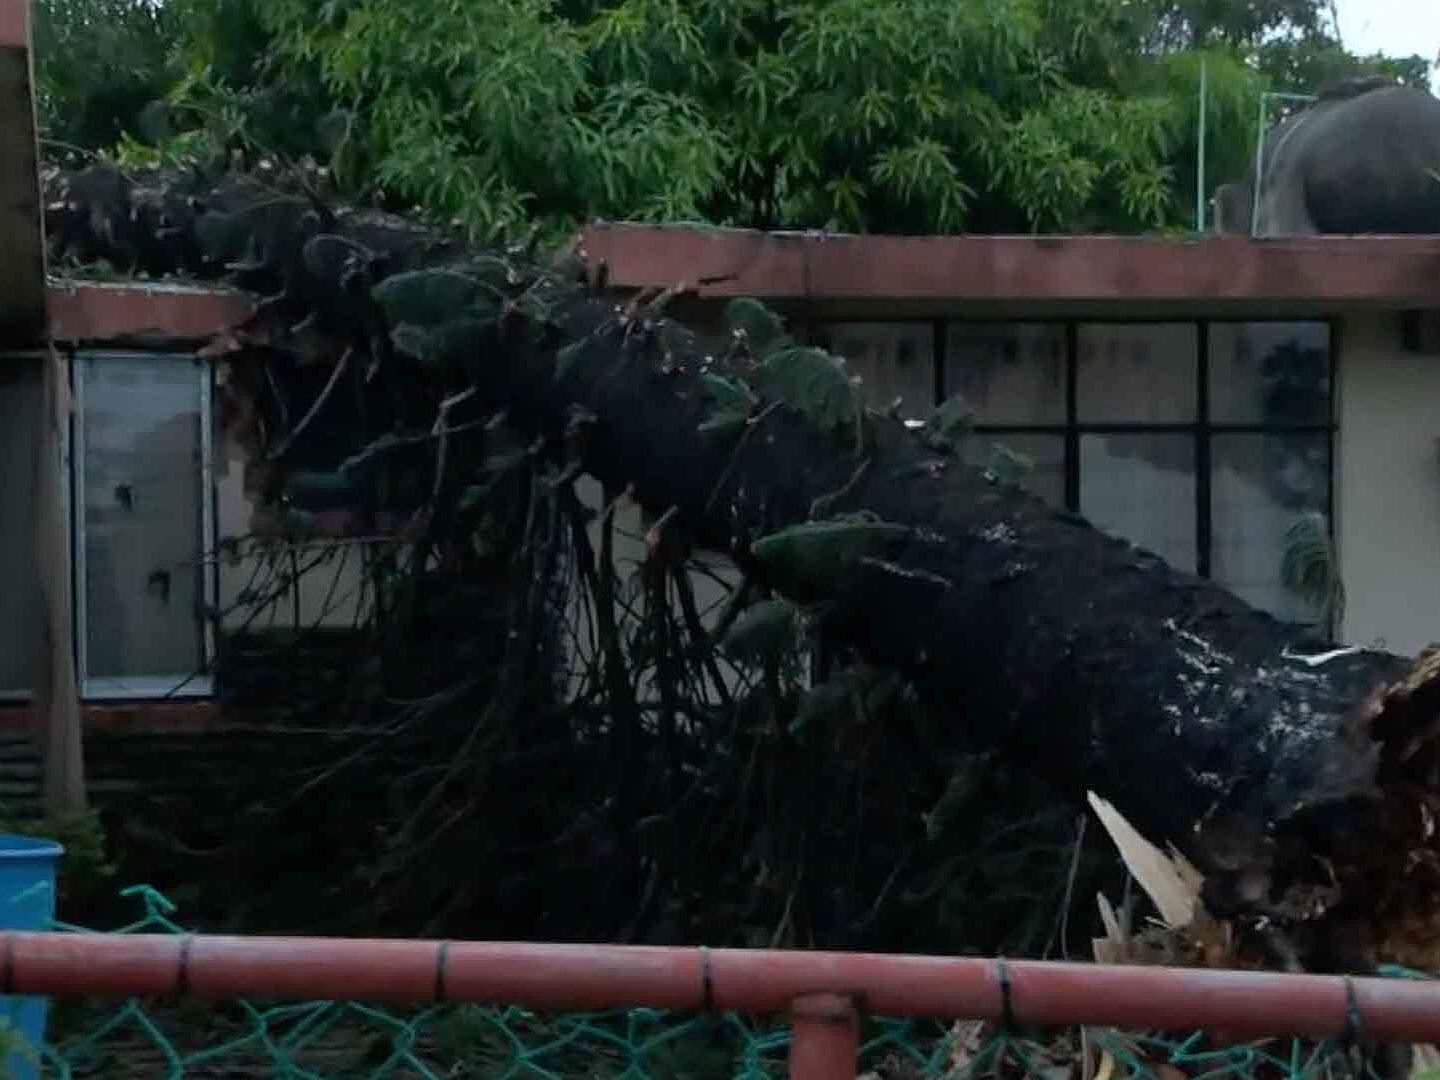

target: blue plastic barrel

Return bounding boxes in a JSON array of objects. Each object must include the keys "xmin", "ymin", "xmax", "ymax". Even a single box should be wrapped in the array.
[{"xmin": 0, "ymin": 835, "xmax": 64, "ymax": 1080}]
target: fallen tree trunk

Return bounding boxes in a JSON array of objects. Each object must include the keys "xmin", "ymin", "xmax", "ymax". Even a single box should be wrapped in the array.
[
  {"xmin": 41, "ymin": 162, "xmax": 1440, "ymax": 973},
  {"xmin": 494, "ymin": 278, "xmax": 1440, "ymax": 973}
]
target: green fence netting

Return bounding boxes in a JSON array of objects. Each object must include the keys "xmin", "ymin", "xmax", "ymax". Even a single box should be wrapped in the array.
[{"xmin": 0, "ymin": 886, "xmax": 1428, "ymax": 1079}]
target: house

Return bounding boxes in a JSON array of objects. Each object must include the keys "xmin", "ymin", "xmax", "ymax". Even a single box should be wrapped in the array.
[
  {"xmin": 577, "ymin": 223, "xmax": 1440, "ymax": 658},
  {"xmin": 6, "ymin": 0, "xmax": 1440, "ymax": 764}
]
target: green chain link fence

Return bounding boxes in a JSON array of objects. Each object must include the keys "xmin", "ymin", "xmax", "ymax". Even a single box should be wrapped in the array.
[{"xmin": 0, "ymin": 885, "xmax": 1431, "ymax": 1079}]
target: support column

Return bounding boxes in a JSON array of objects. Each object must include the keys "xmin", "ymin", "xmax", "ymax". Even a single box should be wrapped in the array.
[{"xmin": 788, "ymin": 992, "xmax": 859, "ymax": 1080}]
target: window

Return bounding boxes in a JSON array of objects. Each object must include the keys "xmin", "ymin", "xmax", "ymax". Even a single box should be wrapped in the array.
[
  {"xmin": 1207, "ymin": 322, "xmax": 1332, "ymax": 621},
  {"xmin": 1080, "ymin": 432, "xmax": 1198, "ymax": 571},
  {"xmin": 1208, "ymin": 321, "xmax": 1330, "ymax": 425},
  {"xmin": 1075, "ymin": 324, "xmax": 1200, "ymax": 570},
  {"xmin": 1077, "ymin": 323, "xmax": 1198, "ymax": 423},
  {"xmin": 944, "ymin": 323, "xmax": 1067, "ymax": 509},
  {"xmin": 812, "ymin": 322, "xmax": 935, "ymax": 421},
  {"xmin": 1211, "ymin": 432, "xmax": 1329, "ymax": 620},
  {"xmin": 945, "ymin": 323, "xmax": 1066, "ymax": 425},
  {"xmin": 72, "ymin": 352, "xmax": 216, "ymax": 699},
  {"xmin": 811, "ymin": 318, "xmax": 1336, "ymax": 629}
]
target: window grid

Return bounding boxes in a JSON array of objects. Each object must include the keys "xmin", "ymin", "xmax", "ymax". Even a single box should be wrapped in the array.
[{"xmin": 815, "ymin": 317, "xmax": 1338, "ymax": 590}]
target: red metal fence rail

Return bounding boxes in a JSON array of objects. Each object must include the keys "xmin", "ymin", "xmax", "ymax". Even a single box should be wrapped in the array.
[{"xmin": 8, "ymin": 931, "xmax": 1440, "ymax": 1079}]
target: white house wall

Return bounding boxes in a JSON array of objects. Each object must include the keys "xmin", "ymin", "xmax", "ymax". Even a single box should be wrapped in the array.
[
  {"xmin": 213, "ymin": 425, "xmax": 374, "ymax": 634},
  {"xmin": 564, "ymin": 474, "xmax": 746, "ymax": 704},
  {"xmin": 213, "ymin": 438, "xmax": 747, "ymax": 702},
  {"xmin": 1336, "ymin": 314, "xmax": 1440, "ymax": 658}
]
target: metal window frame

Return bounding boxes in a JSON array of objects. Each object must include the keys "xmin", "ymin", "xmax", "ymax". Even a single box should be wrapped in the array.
[
  {"xmin": 814, "ymin": 314, "xmax": 1339, "ymax": 590},
  {"xmin": 70, "ymin": 350, "xmax": 218, "ymax": 702}
]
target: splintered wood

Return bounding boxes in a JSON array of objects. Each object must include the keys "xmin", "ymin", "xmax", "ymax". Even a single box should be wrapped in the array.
[{"xmin": 1088, "ymin": 792, "xmax": 1238, "ymax": 971}]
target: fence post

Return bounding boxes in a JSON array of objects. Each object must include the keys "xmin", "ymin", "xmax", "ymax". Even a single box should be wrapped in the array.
[{"xmin": 789, "ymin": 992, "xmax": 859, "ymax": 1080}]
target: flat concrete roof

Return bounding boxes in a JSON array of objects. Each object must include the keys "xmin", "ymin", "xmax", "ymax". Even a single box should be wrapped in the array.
[
  {"xmin": 577, "ymin": 223, "xmax": 1440, "ymax": 316},
  {"xmin": 46, "ymin": 279, "xmax": 257, "ymax": 346}
]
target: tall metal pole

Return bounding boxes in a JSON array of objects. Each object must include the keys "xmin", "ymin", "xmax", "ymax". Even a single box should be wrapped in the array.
[
  {"xmin": 1250, "ymin": 93, "xmax": 1268, "ymax": 235},
  {"xmin": 1196, "ymin": 57, "xmax": 1208, "ymax": 232}
]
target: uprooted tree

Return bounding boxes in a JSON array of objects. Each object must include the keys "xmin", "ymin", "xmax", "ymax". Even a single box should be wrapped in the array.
[{"xmin": 39, "ymin": 160, "xmax": 1440, "ymax": 977}]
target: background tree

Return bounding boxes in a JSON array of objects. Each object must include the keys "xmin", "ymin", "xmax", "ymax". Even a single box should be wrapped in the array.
[
  {"xmin": 32, "ymin": 0, "xmax": 180, "ymax": 154},
  {"xmin": 32, "ymin": 0, "xmax": 1434, "ymax": 239},
  {"xmin": 1255, "ymin": 39, "xmax": 1432, "ymax": 95},
  {"xmin": 1136, "ymin": 0, "xmax": 1330, "ymax": 51}
]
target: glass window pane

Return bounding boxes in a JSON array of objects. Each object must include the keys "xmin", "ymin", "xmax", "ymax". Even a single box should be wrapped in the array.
[
  {"xmin": 1211, "ymin": 433, "xmax": 1331, "ymax": 624},
  {"xmin": 818, "ymin": 322, "xmax": 934, "ymax": 419},
  {"xmin": 959, "ymin": 433, "xmax": 1066, "ymax": 509},
  {"xmin": 1077, "ymin": 323, "xmax": 1197, "ymax": 423},
  {"xmin": 1080, "ymin": 434, "xmax": 1197, "ymax": 571},
  {"xmin": 1208, "ymin": 322, "xmax": 1331, "ymax": 425},
  {"xmin": 79, "ymin": 355, "xmax": 206, "ymax": 685},
  {"xmin": 0, "ymin": 361, "xmax": 42, "ymax": 694},
  {"xmin": 943, "ymin": 322, "xmax": 1066, "ymax": 425}
]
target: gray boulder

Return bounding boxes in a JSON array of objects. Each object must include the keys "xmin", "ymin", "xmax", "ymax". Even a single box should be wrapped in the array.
[{"xmin": 1212, "ymin": 78, "xmax": 1440, "ymax": 236}]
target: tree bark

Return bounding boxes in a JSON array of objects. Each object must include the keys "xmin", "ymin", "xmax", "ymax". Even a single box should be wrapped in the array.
[
  {"xmin": 494, "ymin": 288, "xmax": 1440, "ymax": 971},
  {"xmin": 40, "ymin": 161, "xmax": 1440, "ymax": 971}
]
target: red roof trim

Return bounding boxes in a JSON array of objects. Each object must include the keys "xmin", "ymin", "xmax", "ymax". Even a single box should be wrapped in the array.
[
  {"xmin": 577, "ymin": 224, "xmax": 1440, "ymax": 307},
  {"xmin": 46, "ymin": 281, "xmax": 256, "ymax": 345},
  {"xmin": 0, "ymin": 0, "xmax": 28, "ymax": 50}
]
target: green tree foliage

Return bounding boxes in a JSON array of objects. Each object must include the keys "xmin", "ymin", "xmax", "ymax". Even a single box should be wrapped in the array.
[
  {"xmin": 139, "ymin": 0, "xmax": 338, "ymax": 167},
  {"xmin": 33, "ymin": 0, "xmax": 180, "ymax": 153},
  {"xmin": 1137, "ymin": 0, "xmax": 1329, "ymax": 51},
  {"xmin": 1255, "ymin": 39, "xmax": 1434, "ymax": 95},
  {"xmin": 31, "ymin": 0, "xmax": 1436, "ymax": 236},
  {"xmin": 1132, "ymin": 0, "xmax": 1433, "ymax": 97},
  {"xmin": 36, "ymin": 0, "xmax": 336, "ymax": 171},
  {"xmin": 252, "ymin": 0, "xmax": 1189, "ymax": 237}
]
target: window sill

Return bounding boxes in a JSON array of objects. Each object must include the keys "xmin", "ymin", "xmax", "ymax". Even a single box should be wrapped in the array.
[
  {"xmin": 79, "ymin": 675, "xmax": 214, "ymax": 702},
  {"xmin": 0, "ymin": 699, "xmax": 223, "ymax": 733}
]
